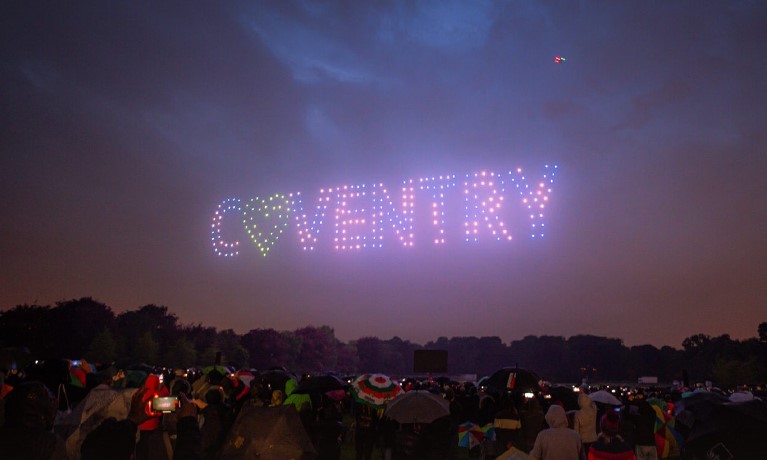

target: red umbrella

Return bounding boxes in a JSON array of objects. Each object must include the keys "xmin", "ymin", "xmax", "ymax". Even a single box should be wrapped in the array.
[{"xmin": 351, "ymin": 374, "xmax": 402, "ymax": 408}]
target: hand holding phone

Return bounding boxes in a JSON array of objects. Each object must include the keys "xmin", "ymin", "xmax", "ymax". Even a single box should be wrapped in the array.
[{"xmin": 150, "ymin": 396, "xmax": 179, "ymax": 414}]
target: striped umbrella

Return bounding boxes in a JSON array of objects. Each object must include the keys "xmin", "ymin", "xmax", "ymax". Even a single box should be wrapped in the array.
[
  {"xmin": 649, "ymin": 398, "xmax": 683, "ymax": 458},
  {"xmin": 351, "ymin": 373, "xmax": 402, "ymax": 408}
]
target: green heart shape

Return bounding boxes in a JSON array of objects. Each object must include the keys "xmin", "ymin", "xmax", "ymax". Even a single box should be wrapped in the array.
[{"xmin": 242, "ymin": 194, "xmax": 292, "ymax": 256}]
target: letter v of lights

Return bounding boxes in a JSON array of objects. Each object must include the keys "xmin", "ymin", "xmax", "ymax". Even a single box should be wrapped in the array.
[{"xmin": 210, "ymin": 164, "xmax": 557, "ymax": 257}]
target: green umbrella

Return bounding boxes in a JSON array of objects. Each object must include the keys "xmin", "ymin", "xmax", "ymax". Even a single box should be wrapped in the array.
[{"xmin": 283, "ymin": 392, "xmax": 312, "ymax": 411}]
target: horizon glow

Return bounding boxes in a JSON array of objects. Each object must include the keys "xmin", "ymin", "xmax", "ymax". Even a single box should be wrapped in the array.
[{"xmin": 211, "ymin": 165, "xmax": 557, "ymax": 257}]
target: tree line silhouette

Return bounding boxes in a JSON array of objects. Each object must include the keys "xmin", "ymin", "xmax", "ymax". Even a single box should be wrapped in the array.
[{"xmin": 1, "ymin": 297, "xmax": 765, "ymax": 388}]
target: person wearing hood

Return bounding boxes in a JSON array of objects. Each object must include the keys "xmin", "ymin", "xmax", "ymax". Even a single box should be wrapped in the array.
[
  {"xmin": 587, "ymin": 411, "xmax": 635, "ymax": 460},
  {"xmin": 573, "ymin": 392, "xmax": 598, "ymax": 455},
  {"xmin": 529, "ymin": 405, "xmax": 583, "ymax": 460}
]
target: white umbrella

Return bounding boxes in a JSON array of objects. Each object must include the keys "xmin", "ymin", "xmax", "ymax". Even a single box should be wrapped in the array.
[{"xmin": 587, "ymin": 390, "xmax": 621, "ymax": 406}]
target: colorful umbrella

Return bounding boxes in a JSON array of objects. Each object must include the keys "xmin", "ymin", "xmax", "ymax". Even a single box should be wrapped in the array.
[
  {"xmin": 649, "ymin": 398, "xmax": 683, "ymax": 458},
  {"xmin": 458, "ymin": 422, "xmax": 495, "ymax": 449},
  {"xmin": 351, "ymin": 373, "xmax": 402, "ymax": 408}
]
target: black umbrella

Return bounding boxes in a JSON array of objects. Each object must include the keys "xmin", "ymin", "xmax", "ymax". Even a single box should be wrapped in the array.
[
  {"xmin": 259, "ymin": 369, "xmax": 296, "ymax": 393},
  {"xmin": 682, "ymin": 399, "xmax": 767, "ymax": 459},
  {"xmin": 546, "ymin": 386, "xmax": 580, "ymax": 411},
  {"xmin": 482, "ymin": 367, "xmax": 542, "ymax": 395},
  {"xmin": 292, "ymin": 374, "xmax": 347, "ymax": 395}
]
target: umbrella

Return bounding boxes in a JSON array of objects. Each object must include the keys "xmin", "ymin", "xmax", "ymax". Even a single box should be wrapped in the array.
[
  {"xmin": 284, "ymin": 392, "xmax": 313, "ymax": 411},
  {"xmin": 325, "ymin": 389, "xmax": 346, "ymax": 401},
  {"xmin": 260, "ymin": 369, "xmax": 295, "ymax": 393},
  {"xmin": 203, "ymin": 365, "xmax": 230, "ymax": 376},
  {"xmin": 649, "ymin": 398, "xmax": 683, "ymax": 458},
  {"xmin": 546, "ymin": 386, "xmax": 580, "ymax": 411},
  {"xmin": 384, "ymin": 390, "xmax": 450, "ymax": 424},
  {"xmin": 218, "ymin": 404, "xmax": 317, "ymax": 460},
  {"xmin": 457, "ymin": 422, "xmax": 495, "ymax": 449},
  {"xmin": 681, "ymin": 399, "xmax": 767, "ymax": 459},
  {"xmin": 351, "ymin": 373, "xmax": 403, "ymax": 408},
  {"xmin": 56, "ymin": 387, "xmax": 135, "ymax": 459},
  {"xmin": 587, "ymin": 390, "xmax": 622, "ymax": 406},
  {"xmin": 673, "ymin": 390, "xmax": 729, "ymax": 418},
  {"xmin": 292, "ymin": 374, "xmax": 347, "ymax": 395},
  {"xmin": 728, "ymin": 391, "xmax": 754, "ymax": 402},
  {"xmin": 482, "ymin": 367, "xmax": 542, "ymax": 394}
]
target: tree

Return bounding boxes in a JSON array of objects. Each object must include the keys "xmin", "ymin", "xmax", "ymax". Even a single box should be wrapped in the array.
[
  {"xmin": 294, "ymin": 326, "xmax": 337, "ymax": 373},
  {"xmin": 355, "ymin": 337, "xmax": 383, "ymax": 373},
  {"xmin": 758, "ymin": 322, "xmax": 767, "ymax": 342},
  {"xmin": 682, "ymin": 334, "xmax": 711, "ymax": 352},
  {"xmin": 86, "ymin": 328, "xmax": 117, "ymax": 364},
  {"xmin": 215, "ymin": 329, "xmax": 249, "ymax": 368},
  {"xmin": 133, "ymin": 331, "xmax": 159, "ymax": 364},
  {"xmin": 0, "ymin": 305, "xmax": 57, "ymax": 357},
  {"xmin": 162, "ymin": 337, "xmax": 197, "ymax": 368},
  {"xmin": 52, "ymin": 298, "xmax": 116, "ymax": 358},
  {"xmin": 117, "ymin": 305, "xmax": 180, "ymax": 353},
  {"xmin": 241, "ymin": 328, "xmax": 297, "ymax": 370}
]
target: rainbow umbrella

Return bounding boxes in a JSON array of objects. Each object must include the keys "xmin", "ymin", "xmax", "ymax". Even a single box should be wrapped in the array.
[
  {"xmin": 481, "ymin": 423, "xmax": 496, "ymax": 442},
  {"xmin": 649, "ymin": 398, "xmax": 683, "ymax": 458},
  {"xmin": 351, "ymin": 373, "xmax": 402, "ymax": 408},
  {"xmin": 458, "ymin": 422, "xmax": 490, "ymax": 449}
]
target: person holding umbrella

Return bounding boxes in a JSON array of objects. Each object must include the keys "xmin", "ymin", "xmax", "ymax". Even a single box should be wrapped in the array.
[{"xmin": 350, "ymin": 374, "xmax": 402, "ymax": 460}]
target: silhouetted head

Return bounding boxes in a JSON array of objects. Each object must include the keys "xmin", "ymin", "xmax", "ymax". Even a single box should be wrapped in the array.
[
  {"xmin": 3, "ymin": 381, "xmax": 57, "ymax": 431},
  {"xmin": 80, "ymin": 418, "xmax": 136, "ymax": 460}
]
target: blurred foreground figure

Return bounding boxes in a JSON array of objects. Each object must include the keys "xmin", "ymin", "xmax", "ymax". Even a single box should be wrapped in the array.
[{"xmin": 0, "ymin": 381, "xmax": 69, "ymax": 459}]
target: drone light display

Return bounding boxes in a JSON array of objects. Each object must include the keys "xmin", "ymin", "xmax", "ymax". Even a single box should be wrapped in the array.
[{"xmin": 211, "ymin": 164, "xmax": 557, "ymax": 257}]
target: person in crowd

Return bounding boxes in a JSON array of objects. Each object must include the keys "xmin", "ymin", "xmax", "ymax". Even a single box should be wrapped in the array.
[
  {"xmin": 494, "ymin": 397, "xmax": 523, "ymax": 456},
  {"xmin": 135, "ymin": 374, "xmax": 170, "ymax": 460},
  {"xmin": 270, "ymin": 389, "xmax": 285, "ymax": 406},
  {"xmin": 0, "ymin": 380, "xmax": 68, "ymax": 459},
  {"xmin": 80, "ymin": 386, "xmax": 202, "ymax": 460},
  {"xmin": 587, "ymin": 411, "xmax": 635, "ymax": 460},
  {"xmin": 573, "ymin": 391, "xmax": 598, "ymax": 455},
  {"xmin": 477, "ymin": 394, "xmax": 497, "ymax": 426},
  {"xmin": 354, "ymin": 402, "xmax": 380, "ymax": 460},
  {"xmin": 520, "ymin": 395, "xmax": 546, "ymax": 452},
  {"xmin": 314, "ymin": 396, "xmax": 345, "ymax": 460},
  {"xmin": 624, "ymin": 391, "xmax": 657, "ymax": 460},
  {"xmin": 0, "ymin": 369, "xmax": 10, "ymax": 427},
  {"xmin": 200, "ymin": 386, "xmax": 233, "ymax": 460},
  {"xmin": 529, "ymin": 404, "xmax": 583, "ymax": 460},
  {"xmin": 495, "ymin": 436, "xmax": 531, "ymax": 460},
  {"xmin": 378, "ymin": 414, "xmax": 398, "ymax": 460},
  {"xmin": 161, "ymin": 377, "xmax": 193, "ymax": 451}
]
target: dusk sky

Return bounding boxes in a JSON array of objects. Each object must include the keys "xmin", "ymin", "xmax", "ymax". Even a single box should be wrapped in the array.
[{"xmin": 2, "ymin": 1, "xmax": 766, "ymax": 349}]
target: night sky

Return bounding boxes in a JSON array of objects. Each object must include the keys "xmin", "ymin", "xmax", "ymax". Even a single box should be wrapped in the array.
[{"xmin": 2, "ymin": 1, "xmax": 766, "ymax": 349}]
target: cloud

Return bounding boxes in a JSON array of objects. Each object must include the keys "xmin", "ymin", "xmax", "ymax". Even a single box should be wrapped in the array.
[{"xmin": 612, "ymin": 80, "xmax": 693, "ymax": 131}]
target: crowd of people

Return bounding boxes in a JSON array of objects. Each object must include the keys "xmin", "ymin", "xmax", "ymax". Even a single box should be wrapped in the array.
[{"xmin": 0, "ymin": 357, "xmax": 764, "ymax": 459}]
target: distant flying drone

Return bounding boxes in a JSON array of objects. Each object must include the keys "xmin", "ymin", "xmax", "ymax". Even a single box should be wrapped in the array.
[{"xmin": 553, "ymin": 56, "xmax": 567, "ymax": 63}]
